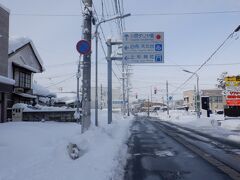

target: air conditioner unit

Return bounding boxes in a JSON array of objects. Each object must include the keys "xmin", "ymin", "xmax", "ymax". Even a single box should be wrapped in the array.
[{"xmin": 14, "ymin": 88, "xmax": 24, "ymax": 93}]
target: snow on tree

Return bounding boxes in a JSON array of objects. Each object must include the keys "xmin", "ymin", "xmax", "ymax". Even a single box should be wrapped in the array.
[{"xmin": 216, "ymin": 72, "xmax": 228, "ymax": 90}]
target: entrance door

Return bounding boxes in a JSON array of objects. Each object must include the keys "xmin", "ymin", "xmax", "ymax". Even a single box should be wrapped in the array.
[
  {"xmin": 0, "ymin": 92, "xmax": 4, "ymax": 123},
  {"xmin": 0, "ymin": 102, "xmax": 2, "ymax": 123}
]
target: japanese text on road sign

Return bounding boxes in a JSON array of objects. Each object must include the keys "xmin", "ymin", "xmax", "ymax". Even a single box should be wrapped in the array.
[{"xmin": 122, "ymin": 32, "xmax": 164, "ymax": 63}]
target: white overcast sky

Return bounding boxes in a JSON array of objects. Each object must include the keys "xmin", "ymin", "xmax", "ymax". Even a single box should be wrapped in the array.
[{"xmin": 1, "ymin": 0, "xmax": 240, "ymax": 100}]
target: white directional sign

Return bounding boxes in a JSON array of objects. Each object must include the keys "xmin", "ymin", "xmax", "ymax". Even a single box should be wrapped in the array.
[{"xmin": 122, "ymin": 32, "xmax": 164, "ymax": 63}]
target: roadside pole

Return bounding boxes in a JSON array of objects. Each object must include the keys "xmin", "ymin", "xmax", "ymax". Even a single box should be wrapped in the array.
[
  {"xmin": 107, "ymin": 39, "xmax": 113, "ymax": 124},
  {"xmin": 166, "ymin": 80, "xmax": 169, "ymax": 116},
  {"xmin": 100, "ymin": 84, "xmax": 103, "ymax": 110},
  {"xmin": 147, "ymin": 96, "xmax": 150, "ymax": 117},
  {"xmin": 122, "ymin": 58, "xmax": 126, "ymax": 116},
  {"xmin": 76, "ymin": 55, "xmax": 82, "ymax": 123},
  {"xmin": 126, "ymin": 64, "xmax": 130, "ymax": 116},
  {"xmin": 106, "ymin": 39, "xmax": 123, "ymax": 124},
  {"xmin": 81, "ymin": 0, "xmax": 92, "ymax": 133}
]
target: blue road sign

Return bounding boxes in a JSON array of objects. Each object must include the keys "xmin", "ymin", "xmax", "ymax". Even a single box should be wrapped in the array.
[
  {"xmin": 155, "ymin": 54, "xmax": 163, "ymax": 62},
  {"xmin": 76, "ymin": 40, "xmax": 91, "ymax": 55},
  {"xmin": 123, "ymin": 32, "xmax": 164, "ymax": 63},
  {"xmin": 155, "ymin": 44, "xmax": 162, "ymax": 51}
]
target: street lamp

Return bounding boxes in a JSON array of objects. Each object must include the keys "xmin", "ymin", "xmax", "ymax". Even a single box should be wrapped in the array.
[
  {"xmin": 95, "ymin": 13, "xmax": 131, "ymax": 127},
  {"xmin": 183, "ymin": 69, "xmax": 200, "ymax": 118}
]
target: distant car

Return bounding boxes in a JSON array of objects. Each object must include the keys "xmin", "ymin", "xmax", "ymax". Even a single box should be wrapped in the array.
[{"xmin": 215, "ymin": 109, "xmax": 223, "ymax": 115}]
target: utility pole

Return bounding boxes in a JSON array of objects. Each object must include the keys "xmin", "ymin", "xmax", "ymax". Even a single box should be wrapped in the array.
[
  {"xmin": 122, "ymin": 58, "xmax": 126, "ymax": 116},
  {"xmin": 183, "ymin": 69, "xmax": 200, "ymax": 118},
  {"xmin": 150, "ymin": 86, "xmax": 152, "ymax": 102},
  {"xmin": 81, "ymin": 0, "xmax": 92, "ymax": 133},
  {"xmin": 76, "ymin": 55, "xmax": 82, "ymax": 123},
  {"xmin": 147, "ymin": 96, "xmax": 150, "ymax": 117},
  {"xmin": 107, "ymin": 39, "xmax": 113, "ymax": 124},
  {"xmin": 196, "ymin": 75, "xmax": 200, "ymax": 118},
  {"xmin": 100, "ymin": 84, "xmax": 103, "ymax": 110},
  {"xmin": 126, "ymin": 64, "xmax": 131, "ymax": 116},
  {"xmin": 166, "ymin": 80, "xmax": 169, "ymax": 116}
]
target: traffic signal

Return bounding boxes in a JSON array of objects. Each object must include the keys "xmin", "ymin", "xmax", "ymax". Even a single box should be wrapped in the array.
[{"xmin": 154, "ymin": 88, "xmax": 157, "ymax": 94}]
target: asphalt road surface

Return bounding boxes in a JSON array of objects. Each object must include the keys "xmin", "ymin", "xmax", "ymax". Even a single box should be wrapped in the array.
[{"xmin": 124, "ymin": 116, "xmax": 238, "ymax": 180}]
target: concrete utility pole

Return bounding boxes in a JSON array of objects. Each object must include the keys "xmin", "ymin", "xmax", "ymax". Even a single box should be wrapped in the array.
[
  {"xmin": 147, "ymin": 96, "xmax": 150, "ymax": 117},
  {"xmin": 81, "ymin": 0, "xmax": 92, "ymax": 133},
  {"xmin": 76, "ymin": 55, "xmax": 82, "ymax": 123},
  {"xmin": 107, "ymin": 39, "xmax": 113, "ymax": 124},
  {"xmin": 166, "ymin": 80, "xmax": 169, "ymax": 116},
  {"xmin": 126, "ymin": 64, "xmax": 131, "ymax": 116},
  {"xmin": 100, "ymin": 84, "xmax": 103, "ymax": 110},
  {"xmin": 122, "ymin": 58, "xmax": 126, "ymax": 116},
  {"xmin": 183, "ymin": 69, "xmax": 200, "ymax": 118}
]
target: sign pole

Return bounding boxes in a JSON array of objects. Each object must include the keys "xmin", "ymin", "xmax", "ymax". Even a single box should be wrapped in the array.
[
  {"xmin": 107, "ymin": 39, "xmax": 112, "ymax": 124},
  {"xmin": 166, "ymin": 80, "xmax": 169, "ymax": 116},
  {"xmin": 76, "ymin": 55, "xmax": 82, "ymax": 123}
]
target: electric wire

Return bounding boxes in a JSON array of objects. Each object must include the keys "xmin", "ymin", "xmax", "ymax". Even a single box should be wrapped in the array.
[
  {"xmin": 11, "ymin": 10, "xmax": 240, "ymax": 17},
  {"xmin": 45, "ymin": 74, "xmax": 76, "ymax": 88},
  {"xmin": 170, "ymin": 27, "xmax": 239, "ymax": 95},
  {"xmin": 92, "ymin": 2, "xmax": 122, "ymax": 83}
]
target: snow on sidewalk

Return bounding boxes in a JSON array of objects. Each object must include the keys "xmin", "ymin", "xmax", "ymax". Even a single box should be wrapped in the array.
[
  {"xmin": 0, "ymin": 110, "xmax": 133, "ymax": 180},
  {"xmin": 153, "ymin": 110, "xmax": 240, "ymax": 144}
]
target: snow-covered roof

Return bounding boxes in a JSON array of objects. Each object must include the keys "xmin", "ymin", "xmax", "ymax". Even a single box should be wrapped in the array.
[
  {"xmin": 0, "ymin": 75, "xmax": 15, "ymax": 85},
  {"xmin": 32, "ymin": 82, "xmax": 56, "ymax": 97},
  {"xmin": 9, "ymin": 37, "xmax": 45, "ymax": 71},
  {"xmin": 14, "ymin": 92, "xmax": 37, "ymax": 99},
  {"xmin": 0, "ymin": 3, "xmax": 10, "ymax": 13}
]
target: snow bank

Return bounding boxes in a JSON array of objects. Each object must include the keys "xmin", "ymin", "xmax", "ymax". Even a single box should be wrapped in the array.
[
  {"xmin": 12, "ymin": 103, "xmax": 70, "ymax": 112},
  {"xmin": 153, "ymin": 110, "xmax": 240, "ymax": 144},
  {"xmin": 221, "ymin": 119, "xmax": 240, "ymax": 131},
  {"xmin": 0, "ymin": 110, "xmax": 133, "ymax": 180}
]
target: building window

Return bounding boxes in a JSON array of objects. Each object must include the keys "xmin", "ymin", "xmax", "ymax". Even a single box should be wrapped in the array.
[
  {"xmin": 184, "ymin": 97, "xmax": 189, "ymax": 103},
  {"xmin": 210, "ymin": 96, "xmax": 223, "ymax": 103},
  {"xmin": 19, "ymin": 72, "xmax": 31, "ymax": 89}
]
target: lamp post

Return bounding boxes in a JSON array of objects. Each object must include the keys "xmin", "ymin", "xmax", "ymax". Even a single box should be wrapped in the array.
[
  {"xmin": 95, "ymin": 13, "xmax": 131, "ymax": 126},
  {"xmin": 183, "ymin": 69, "xmax": 200, "ymax": 118}
]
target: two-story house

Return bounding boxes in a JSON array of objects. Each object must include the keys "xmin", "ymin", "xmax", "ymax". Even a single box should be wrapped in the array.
[
  {"xmin": 0, "ymin": 4, "xmax": 14, "ymax": 122},
  {"xmin": 7, "ymin": 37, "xmax": 45, "ymax": 114}
]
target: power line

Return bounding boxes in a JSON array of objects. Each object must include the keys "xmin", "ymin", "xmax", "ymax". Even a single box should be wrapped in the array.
[
  {"xmin": 170, "ymin": 25, "xmax": 240, "ymax": 95},
  {"xmin": 132, "ymin": 10, "xmax": 240, "ymax": 16},
  {"xmin": 131, "ymin": 62, "xmax": 240, "ymax": 67},
  {"xmin": 45, "ymin": 74, "xmax": 75, "ymax": 88},
  {"xmin": 92, "ymin": 2, "xmax": 121, "ymax": 83},
  {"xmin": 10, "ymin": 10, "xmax": 240, "ymax": 17},
  {"xmin": 38, "ymin": 72, "xmax": 75, "ymax": 79}
]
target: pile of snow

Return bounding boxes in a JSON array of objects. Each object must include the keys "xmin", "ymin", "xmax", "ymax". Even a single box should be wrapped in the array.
[
  {"xmin": 153, "ymin": 110, "xmax": 240, "ymax": 144},
  {"xmin": 220, "ymin": 119, "xmax": 240, "ymax": 131},
  {"xmin": 12, "ymin": 103, "xmax": 32, "ymax": 111},
  {"xmin": 12, "ymin": 103, "xmax": 70, "ymax": 112},
  {"xmin": 33, "ymin": 82, "xmax": 56, "ymax": 97},
  {"xmin": 0, "ymin": 110, "xmax": 133, "ymax": 180},
  {"xmin": 0, "ymin": 75, "xmax": 15, "ymax": 85}
]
